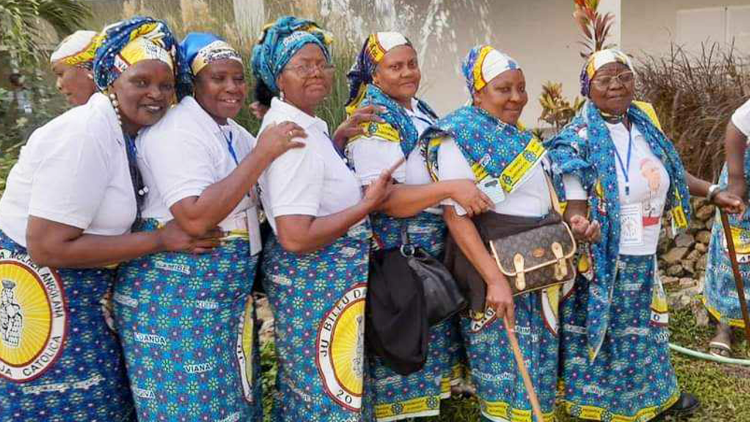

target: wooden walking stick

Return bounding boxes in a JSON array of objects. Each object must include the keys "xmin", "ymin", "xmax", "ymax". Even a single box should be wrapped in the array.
[
  {"xmin": 718, "ymin": 210, "xmax": 750, "ymax": 353},
  {"xmin": 503, "ymin": 316, "xmax": 545, "ymax": 422}
]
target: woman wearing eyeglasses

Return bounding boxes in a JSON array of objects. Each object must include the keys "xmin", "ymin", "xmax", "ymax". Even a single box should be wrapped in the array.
[
  {"xmin": 251, "ymin": 16, "xmax": 392, "ymax": 421},
  {"xmin": 547, "ymin": 49, "xmax": 741, "ymax": 421}
]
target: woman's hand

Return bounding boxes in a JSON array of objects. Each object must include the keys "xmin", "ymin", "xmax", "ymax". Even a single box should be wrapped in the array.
[
  {"xmin": 362, "ymin": 157, "xmax": 401, "ymax": 211},
  {"xmin": 486, "ymin": 276, "xmax": 515, "ymax": 327},
  {"xmin": 448, "ymin": 180, "xmax": 494, "ymax": 217},
  {"xmin": 569, "ymin": 214, "xmax": 601, "ymax": 243},
  {"xmin": 157, "ymin": 220, "xmax": 222, "ymax": 254},
  {"xmin": 713, "ymin": 190, "xmax": 745, "ymax": 214},
  {"xmin": 254, "ymin": 121, "xmax": 307, "ymax": 161},
  {"xmin": 332, "ymin": 105, "xmax": 385, "ymax": 149}
]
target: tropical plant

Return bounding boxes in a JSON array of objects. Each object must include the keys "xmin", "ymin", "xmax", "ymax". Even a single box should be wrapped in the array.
[
  {"xmin": 572, "ymin": 0, "xmax": 616, "ymax": 59},
  {"xmin": 538, "ymin": 81, "xmax": 585, "ymax": 134},
  {"xmin": 0, "ymin": 0, "xmax": 92, "ymax": 66},
  {"xmin": 536, "ymin": 0, "xmax": 615, "ymax": 135}
]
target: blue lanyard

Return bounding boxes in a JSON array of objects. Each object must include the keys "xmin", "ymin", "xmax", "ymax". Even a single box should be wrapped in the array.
[
  {"xmin": 220, "ymin": 127, "xmax": 239, "ymax": 166},
  {"xmin": 613, "ymin": 127, "xmax": 634, "ymax": 196},
  {"xmin": 412, "ymin": 115, "xmax": 434, "ymax": 127}
]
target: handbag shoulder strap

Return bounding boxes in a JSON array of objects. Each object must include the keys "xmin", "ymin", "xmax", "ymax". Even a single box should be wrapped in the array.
[
  {"xmin": 400, "ymin": 219, "xmax": 411, "ymax": 246},
  {"xmin": 543, "ymin": 172, "xmax": 563, "ymax": 215}
]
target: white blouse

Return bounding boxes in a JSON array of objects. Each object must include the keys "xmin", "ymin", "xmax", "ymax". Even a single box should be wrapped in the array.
[
  {"xmin": 564, "ymin": 123, "xmax": 670, "ymax": 255},
  {"xmin": 257, "ymin": 98, "xmax": 363, "ymax": 233},
  {"xmin": 0, "ymin": 93, "xmax": 137, "ymax": 247},
  {"xmin": 136, "ymin": 96, "xmax": 256, "ymax": 233},
  {"xmin": 732, "ymin": 98, "xmax": 750, "ymax": 138},
  {"xmin": 346, "ymin": 98, "xmax": 439, "ymax": 213}
]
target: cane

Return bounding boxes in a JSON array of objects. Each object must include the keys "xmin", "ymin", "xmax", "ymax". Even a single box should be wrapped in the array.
[
  {"xmin": 503, "ymin": 316, "xmax": 545, "ymax": 422},
  {"xmin": 718, "ymin": 210, "xmax": 750, "ymax": 353}
]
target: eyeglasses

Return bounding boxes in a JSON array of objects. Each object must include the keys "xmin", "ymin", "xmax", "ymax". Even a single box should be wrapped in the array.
[
  {"xmin": 591, "ymin": 71, "xmax": 635, "ymax": 89},
  {"xmin": 284, "ymin": 63, "xmax": 335, "ymax": 78}
]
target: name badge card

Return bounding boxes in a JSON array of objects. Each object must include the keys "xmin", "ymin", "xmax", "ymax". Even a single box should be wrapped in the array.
[
  {"xmin": 246, "ymin": 207, "xmax": 262, "ymax": 256},
  {"xmin": 478, "ymin": 176, "xmax": 506, "ymax": 204},
  {"xmin": 620, "ymin": 203, "xmax": 644, "ymax": 246}
]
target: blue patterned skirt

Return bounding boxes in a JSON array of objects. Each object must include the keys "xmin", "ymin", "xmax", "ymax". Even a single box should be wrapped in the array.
[
  {"xmin": 560, "ymin": 254, "xmax": 679, "ymax": 421},
  {"xmin": 704, "ymin": 164, "xmax": 750, "ymax": 328},
  {"xmin": 0, "ymin": 229, "xmax": 135, "ymax": 421},
  {"xmin": 463, "ymin": 288, "xmax": 560, "ymax": 422},
  {"xmin": 113, "ymin": 219, "xmax": 262, "ymax": 421},
  {"xmin": 262, "ymin": 223, "xmax": 373, "ymax": 422},
  {"xmin": 368, "ymin": 211, "xmax": 463, "ymax": 421}
]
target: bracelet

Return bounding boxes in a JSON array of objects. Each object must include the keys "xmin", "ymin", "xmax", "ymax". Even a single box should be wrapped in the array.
[{"xmin": 707, "ymin": 184, "xmax": 721, "ymax": 202}]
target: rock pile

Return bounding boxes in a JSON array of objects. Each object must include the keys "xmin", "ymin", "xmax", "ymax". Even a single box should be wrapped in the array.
[{"xmin": 658, "ymin": 198, "xmax": 715, "ymax": 285}]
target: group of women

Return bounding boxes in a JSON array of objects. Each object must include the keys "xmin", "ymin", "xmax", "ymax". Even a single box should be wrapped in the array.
[{"xmin": 0, "ymin": 12, "xmax": 748, "ymax": 422}]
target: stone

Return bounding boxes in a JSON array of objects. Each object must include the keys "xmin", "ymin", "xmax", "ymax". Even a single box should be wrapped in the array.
[
  {"xmin": 679, "ymin": 277, "xmax": 696, "ymax": 288},
  {"xmin": 689, "ymin": 219, "xmax": 705, "ymax": 231},
  {"xmin": 664, "ymin": 247, "xmax": 689, "ymax": 264},
  {"xmin": 696, "ymin": 230, "xmax": 712, "ymax": 245},
  {"xmin": 667, "ymin": 264, "xmax": 684, "ymax": 277},
  {"xmin": 687, "ymin": 250, "xmax": 702, "ymax": 261},
  {"xmin": 705, "ymin": 218, "xmax": 714, "ymax": 230},
  {"xmin": 695, "ymin": 243, "xmax": 707, "ymax": 253},
  {"xmin": 692, "ymin": 198, "xmax": 709, "ymax": 209},
  {"xmin": 696, "ymin": 255, "xmax": 708, "ymax": 271},
  {"xmin": 695, "ymin": 205, "xmax": 716, "ymax": 221},
  {"xmin": 675, "ymin": 233, "xmax": 695, "ymax": 248},
  {"xmin": 661, "ymin": 276, "xmax": 679, "ymax": 285},
  {"xmin": 683, "ymin": 259, "xmax": 696, "ymax": 274},
  {"xmin": 690, "ymin": 300, "xmax": 710, "ymax": 327}
]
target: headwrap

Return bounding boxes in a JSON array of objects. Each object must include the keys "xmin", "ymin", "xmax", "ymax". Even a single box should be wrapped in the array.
[
  {"xmin": 181, "ymin": 32, "xmax": 242, "ymax": 76},
  {"xmin": 545, "ymin": 100, "xmax": 690, "ymax": 362},
  {"xmin": 50, "ymin": 30, "xmax": 98, "ymax": 69},
  {"xmin": 92, "ymin": 16, "xmax": 191, "ymax": 99},
  {"xmin": 251, "ymin": 16, "xmax": 332, "ymax": 95},
  {"xmin": 346, "ymin": 32, "xmax": 412, "ymax": 106},
  {"xmin": 461, "ymin": 45, "xmax": 520, "ymax": 96},
  {"xmin": 579, "ymin": 48, "xmax": 634, "ymax": 97}
]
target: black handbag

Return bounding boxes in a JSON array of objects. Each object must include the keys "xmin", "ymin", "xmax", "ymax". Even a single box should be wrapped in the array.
[
  {"xmin": 398, "ymin": 226, "xmax": 467, "ymax": 325},
  {"xmin": 365, "ymin": 222, "xmax": 467, "ymax": 376}
]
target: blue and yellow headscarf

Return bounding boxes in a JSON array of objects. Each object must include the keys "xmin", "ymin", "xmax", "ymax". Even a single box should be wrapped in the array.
[
  {"xmin": 181, "ymin": 32, "xmax": 243, "ymax": 77},
  {"xmin": 579, "ymin": 48, "xmax": 633, "ymax": 97},
  {"xmin": 250, "ymin": 16, "xmax": 332, "ymax": 95},
  {"xmin": 345, "ymin": 32, "xmax": 412, "ymax": 108},
  {"xmin": 461, "ymin": 45, "xmax": 520, "ymax": 96},
  {"xmin": 92, "ymin": 16, "xmax": 191, "ymax": 99}
]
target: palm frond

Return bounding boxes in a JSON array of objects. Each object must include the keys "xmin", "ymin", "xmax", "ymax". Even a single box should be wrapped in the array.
[{"xmin": 36, "ymin": 0, "xmax": 91, "ymax": 38}]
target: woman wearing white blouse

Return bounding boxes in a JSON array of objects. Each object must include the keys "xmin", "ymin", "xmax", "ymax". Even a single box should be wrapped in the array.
[
  {"xmin": 344, "ymin": 32, "xmax": 492, "ymax": 421},
  {"xmin": 113, "ymin": 32, "xmax": 303, "ymax": 421},
  {"xmin": 251, "ymin": 16, "xmax": 391, "ymax": 421},
  {"xmin": 0, "ymin": 18, "xmax": 214, "ymax": 421}
]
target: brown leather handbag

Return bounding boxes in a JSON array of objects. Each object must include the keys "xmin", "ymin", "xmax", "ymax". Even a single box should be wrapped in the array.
[{"xmin": 488, "ymin": 175, "xmax": 577, "ymax": 295}]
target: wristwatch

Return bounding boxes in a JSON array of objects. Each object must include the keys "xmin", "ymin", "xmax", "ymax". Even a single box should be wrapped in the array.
[{"xmin": 707, "ymin": 184, "xmax": 722, "ymax": 202}]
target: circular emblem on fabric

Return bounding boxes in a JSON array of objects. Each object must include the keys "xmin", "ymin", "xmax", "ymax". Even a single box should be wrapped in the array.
[
  {"xmin": 469, "ymin": 307, "xmax": 496, "ymax": 333},
  {"xmin": 0, "ymin": 249, "xmax": 67, "ymax": 382},
  {"xmin": 316, "ymin": 283, "xmax": 367, "ymax": 411}
]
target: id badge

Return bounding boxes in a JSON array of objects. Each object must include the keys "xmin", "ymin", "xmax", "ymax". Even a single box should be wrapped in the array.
[
  {"xmin": 478, "ymin": 176, "xmax": 506, "ymax": 204},
  {"xmin": 246, "ymin": 207, "xmax": 262, "ymax": 256},
  {"xmin": 620, "ymin": 203, "xmax": 644, "ymax": 246}
]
